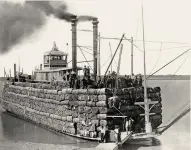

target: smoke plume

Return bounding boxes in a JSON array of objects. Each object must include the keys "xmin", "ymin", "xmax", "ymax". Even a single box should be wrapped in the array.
[
  {"xmin": 0, "ymin": 1, "xmax": 96, "ymax": 54},
  {"xmin": 0, "ymin": 1, "xmax": 45, "ymax": 54}
]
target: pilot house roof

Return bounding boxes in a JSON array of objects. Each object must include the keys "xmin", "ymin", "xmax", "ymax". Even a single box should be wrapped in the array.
[{"xmin": 44, "ymin": 42, "xmax": 68, "ymax": 56}]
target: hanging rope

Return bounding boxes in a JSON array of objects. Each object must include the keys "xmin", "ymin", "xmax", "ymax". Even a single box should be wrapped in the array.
[
  {"xmin": 161, "ymin": 52, "xmax": 190, "ymax": 93},
  {"xmin": 149, "ymin": 42, "xmax": 163, "ymax": 75}
]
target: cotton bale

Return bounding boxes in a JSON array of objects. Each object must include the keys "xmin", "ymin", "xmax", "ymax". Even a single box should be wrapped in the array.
[
  {"xmin": 96, "ymin": 101, "xmax": 107, "ymax": 107},
  {"xmin": 97, "ymin": 114, "xmax": 107, "ymax": 120},
  {"xmin": 87, "ymin": 89, "xmax": 97, "ymax": 95},
  {"xmin": 100, "ymin": 120, "xmax": 107, "ymax": 126},
  {"xmin": 78, "ymin": 101, "xmax": 87, "ymax": 106}
]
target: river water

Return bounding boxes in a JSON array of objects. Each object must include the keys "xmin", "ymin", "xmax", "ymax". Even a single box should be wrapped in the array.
[{"xmin": 0, "ymin": 110, "xmax": 97, "ymax": 148}]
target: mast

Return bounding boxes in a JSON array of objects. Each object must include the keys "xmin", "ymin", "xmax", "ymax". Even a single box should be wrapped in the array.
[
  {"xmin": 142, "ymin": 3, "xmax": 152, "ymax": 133},
  {"xmin": 98, "ymin": 32, "xmax": 101, "ymax": 76},
  {"xmin": 99, "ymin": 34, "xmax": 125, "ymax": 86},
  {"xmin": 131, "ymin": 37, "xmax": 134, "ymax": 76},
  {"xmin": 109, "ymin": 42, "xmax": 112, "ymax": 73},
  {"xmin": 116, "ymin": 44, "xmax": 123, "ymax": 88}
]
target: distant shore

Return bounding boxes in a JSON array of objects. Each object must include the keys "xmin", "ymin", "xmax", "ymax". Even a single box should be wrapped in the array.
[
  {"xmin": 147, "ymin": 75, "xmax": 190, "ymax": 80},
  {"xmin": 0, "ymin": 75, "xmax": 190, "ymax": 81}
]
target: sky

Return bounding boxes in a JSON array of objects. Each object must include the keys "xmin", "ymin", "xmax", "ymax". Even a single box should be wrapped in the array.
[{"xmin": 0, "ymin": 0, "xmax": 191, "ymax": 77}]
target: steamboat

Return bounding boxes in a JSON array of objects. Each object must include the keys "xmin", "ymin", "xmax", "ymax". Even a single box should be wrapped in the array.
[{"xmin": 1, "ymin": 16, "xmax": 163, "ymax": 147}]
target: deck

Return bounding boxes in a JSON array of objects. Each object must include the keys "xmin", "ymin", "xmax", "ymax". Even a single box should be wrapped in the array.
[{"xmin": 96, "ymin": 132, "xmax": 133, "ymax": 150}]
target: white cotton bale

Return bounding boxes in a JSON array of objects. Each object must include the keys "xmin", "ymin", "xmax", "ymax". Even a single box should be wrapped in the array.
[
  {"xmin": 91, "ymin": 120, "xmax": 99, "ymax": 126},
  {"xmin": 87, "ymin": 101, "xmax": 96, "ymax": 107},
  {"xmin": 96, "ymin": 101, "xmax": 107, "ymax": 107},
  {"xmin": 87, "ymin": 89, "xmax": 97, "ymax": 95},
  {"xmin": 78, "ymin": 101, "xmax": 86, "ymax": 106},
  {"xmin": 97, "ymin": 88, "xmax": 112, "ymax": 95},
  {"xmin": 66, "ymin": 116, "xmax": 73, "ymax": 122},
  {"xmin": 73, "ymin": 118, "xmax": 80, "ymax": 123},
  {"xmin": 98, "ymin": 95, "xmax": 110, "ymax": 101},
  {"xmin": 61, "ymin": 116, "xmax": 67, "ymax": 121},
  {"xmin": 90, "ymin": 95, "xmax": 98, "ymax": 102},
  {"xmin": 100, "ymin": 120, "xmax": 107, "ymax": 126},
  {"xmin": 60, "ymin": 100, "xmax": 69, "ymax": 105},
  {"xmin": 97, "ymin": 114, "xmax": 107, "ymax": 120}
]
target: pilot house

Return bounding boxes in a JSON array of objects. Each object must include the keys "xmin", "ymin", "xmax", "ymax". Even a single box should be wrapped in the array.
[{"xmin": 34, "ymin": 42, "xmax": 82, "ymax": 82}]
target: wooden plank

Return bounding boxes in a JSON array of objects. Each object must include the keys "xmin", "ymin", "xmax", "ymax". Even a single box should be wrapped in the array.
[
  {"xmin": 96, "ymin": 132, "xmax": 132, "ymax": 150},
  {"xmin": 106, "ymin": 116, "xmax": 127, "ymax": 118},
  {"xmin": 134, "ymin": 101, "xmax": 158, "ymax": 105},
  {"xmin": 140, "ymin": 113, "xmax": 155, "ymax": 116}
]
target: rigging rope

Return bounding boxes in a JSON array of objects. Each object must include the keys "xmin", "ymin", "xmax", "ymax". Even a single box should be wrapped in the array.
[
  {"xmin": 149, "ymin": 42, "xmax": 163, "ymax": 75},
  {"xmin": 100, "ymin": 36, "xmax": 190, "ymax": 45},
  {"xmin": 124, "ymin": 37, "xmax": 143, "ymax": 52},
  {"xmin": 79, "ymin": 48, "xmax": 93, "ymax": 55},
  {"xmin": 101, "ymin": 55, "xmax": 111, "ymax": 68},
  {"xmin": 109, "ymin": 42, "xmax": 118, "ymax": 69},
  {"xmin": 147, "ymin": 45, "xmax": 191, "ymax": 52},
  {"xmin": 146, "ymin": 48, "xmax": 191, "ymax": 79},
  {"xmin": 77, "ymin": 45, "xmax": 94, "ymax": 72},
  {"xmin": 161, "ymin": 52, "xmax": 190, "ymax": 93}
]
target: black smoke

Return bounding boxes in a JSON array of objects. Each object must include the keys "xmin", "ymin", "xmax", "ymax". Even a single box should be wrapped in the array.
[
  {"xmin": 0, "ymin": 1, "xmax": 96, "ymax": 54},
  {"xmin": 0, "ymin": 1, "xmax": 45, "ymax": 54}
]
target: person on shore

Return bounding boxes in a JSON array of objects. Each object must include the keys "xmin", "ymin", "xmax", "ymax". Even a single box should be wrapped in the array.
[{"xmin": 100, "ymin": 126, "xmax": 106, "ymax": 143}]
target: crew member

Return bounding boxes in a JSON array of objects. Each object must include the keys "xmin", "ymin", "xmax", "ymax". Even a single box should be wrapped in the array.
[
  {"xmin": 87, "ymin": 66, "xmax": 90, "ymax": 78},
  {"xmin": 100, "ymin": 126, "xmax": 106, "ymax": 143},
  {"xmin": 82, "ymin": 77, "xmax": 88, "ymax": 89},
  {"xmin": 114, "ymin": 125, "xmax": 119, "ymax": 144},
  {"xmin": 126, "ymin": 117, "xmax": 134, "ymax": 134},
  {"xmin": 83, "ymin": 66, "xmax": 87, "ymax": 77}
]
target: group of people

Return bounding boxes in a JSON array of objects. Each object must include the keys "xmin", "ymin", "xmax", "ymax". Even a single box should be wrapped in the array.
[
  {"xmin": 61, "ymin": 65, "xmax": 143, "ymax": 90},
  {"xmin": 99, "ymin": 117, "xmax": 134, "ymax": 144}
]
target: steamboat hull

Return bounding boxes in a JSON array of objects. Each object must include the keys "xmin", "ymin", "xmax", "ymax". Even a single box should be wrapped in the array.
[{"xmin": 1, "ymin": 82, "xmax": 162, "ymax": 144}]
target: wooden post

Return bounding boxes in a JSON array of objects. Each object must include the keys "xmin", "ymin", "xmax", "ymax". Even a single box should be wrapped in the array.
[
  {"xmin": 131, "ymin": 37, "xmax": 133, "ymax": 76},
  {"xmin": 97, "ymin": 32, "xmax": 101, "ymax": 76},
  {"xmin": 142, "ymin": 3, "xmax": 152, "ymax": 133},
  {"xmin": 116, "ymin": 44, "xmax": 123, "ymax": 88}
]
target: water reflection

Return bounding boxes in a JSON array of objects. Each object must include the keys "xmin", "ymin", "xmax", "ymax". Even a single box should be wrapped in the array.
[{"xmin": 0, "ymin": 111, "xmax": 97, "ymax": 148}]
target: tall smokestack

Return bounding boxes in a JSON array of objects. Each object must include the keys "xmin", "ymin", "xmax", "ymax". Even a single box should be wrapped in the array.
[
  {"xmin": 93, "ymin": 18, "xmax": 99, "ymax": 80},
  {"xmin": 71, "ymin": 16, "xmax": 77, "ymax": 72}
]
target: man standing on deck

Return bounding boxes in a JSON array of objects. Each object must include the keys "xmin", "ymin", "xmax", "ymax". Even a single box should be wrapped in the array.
[
  {"xmin": 100, "ymin": 126, "xmax": 106, "ymax": 143},
  {"xmin": 126, "ymin": 117, "xmax": 134, "ymax": 134},
  {"xmin": 114, "ymin": 125, "xmax": 119, "ymax": 144}
]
